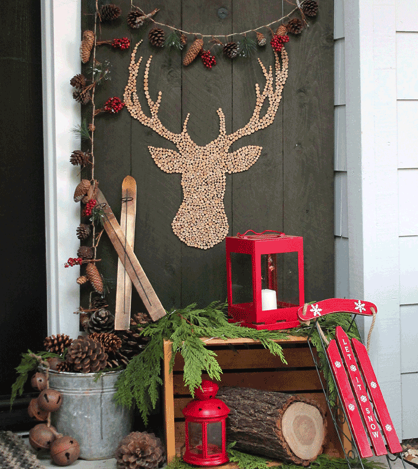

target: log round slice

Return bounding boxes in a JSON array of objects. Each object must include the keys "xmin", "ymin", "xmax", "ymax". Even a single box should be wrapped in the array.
[{"xmin": 281, "ymin": 402, "xmax": 325, "ymax": 460}]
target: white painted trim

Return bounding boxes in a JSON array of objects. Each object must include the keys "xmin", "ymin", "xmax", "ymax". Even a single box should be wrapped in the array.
[{"xmin": 41, "ymin": 0, "xmax": 82, "ymax": 338}]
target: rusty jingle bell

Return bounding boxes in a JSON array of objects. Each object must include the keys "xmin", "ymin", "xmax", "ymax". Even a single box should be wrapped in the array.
[
  {"xmin": 29, "ymin": 423, "xmax": 58, "ymax": 450},
  {"xmin": 37, "ymin": 388, "xmax": 63, "ymax": 412},
  {"xmin": 50, "ymin": 436, "xmax": 80, "ymax": 466},
  {"xmin": 28, "ymin": 398, "xmax": 49, "ymax": 421},
  {"xmin": 31, "ymin": 372, "xmax": 48, "ymax": 391}
]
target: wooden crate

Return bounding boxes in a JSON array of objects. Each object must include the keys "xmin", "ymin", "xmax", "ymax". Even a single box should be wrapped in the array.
[{"xmin": 163, "ymin": 336, "xmax": 349, "ymax": 464}]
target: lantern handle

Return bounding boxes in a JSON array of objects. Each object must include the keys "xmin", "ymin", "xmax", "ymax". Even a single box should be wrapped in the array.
[{"xmin": 237, "ymin": 229, "xmax": 285, "ymax": 238}]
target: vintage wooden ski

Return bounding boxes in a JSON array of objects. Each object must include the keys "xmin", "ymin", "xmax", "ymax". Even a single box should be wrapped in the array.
[
  {"xmin": 298, "ymin": 299, "xmax": 376, "ymax": 322},
  {"xmin": 115, "ymin": 176, "xmax": 137, "ymax": 330},
  {"xmin": 352, "ymin": 338, "xmax": 403, "ymax": 454},
  {"xmin": 335, "ymin": 327, "xmax": 387, "ymax": 456},
  {"xmin": 327, "ymin": 340, "xmax": 373, "ymax": 458},
  {"xmin": 96, "ymin": 189, "xmax": 166, "ymax": 322}
]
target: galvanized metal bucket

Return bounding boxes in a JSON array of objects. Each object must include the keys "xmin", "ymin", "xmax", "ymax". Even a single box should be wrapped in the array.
[{"xmin": 46, "ymin": 369, "xmax": 133, "ymax": 460}]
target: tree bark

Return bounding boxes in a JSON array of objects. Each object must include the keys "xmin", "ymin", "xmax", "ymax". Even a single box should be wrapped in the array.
[{"xmin": 217, "ymin": 386, "xmax": 327, "ymax": 466}]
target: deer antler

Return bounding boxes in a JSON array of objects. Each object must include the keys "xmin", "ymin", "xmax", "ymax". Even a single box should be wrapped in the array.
[{"xmin": 225, "ymin": 48, "xmax": 289, "ymax": 144}]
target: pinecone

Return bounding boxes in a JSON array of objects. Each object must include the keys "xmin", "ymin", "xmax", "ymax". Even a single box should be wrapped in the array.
[
  {"xmin": 256, "ymin": 31, "xmax": 266, "ymax": 46},
  {"xmin": 115, "ymin": 432, "xmax": 165, "ymax": 469},
  {"xmin": 86, "ymin": 262, "xmax": 104, "ymax": 294},
  {"xmin": 183, "ymin": 38, "xmax": 203, "ymax": 66},
  {"xmin": 76, "ymin": 223, "xmax": 91, "ymax": 240},
  {"xmin": 127, "ymin": 10, "xmax": 144, "ymax": 29},
  {"xmin": 77, "ymin": 246, "xmax": 94, "ymax": 259},
  {"xmin": 276, "ymin": 25, "xmax": 288, "ymax": 36},
  {"xmin": 56, "ymin": 361, "xmax": 72, "ymax": 372},
  {"xmin": 74, "ymin": 179, "xmax": 91, "ymax": 202},
  {"xmin": 180, "ymin": 33, "xmax": 188, "ymax": 46},
  {"xmin": 44, "ymin": 334, "xmax": 73, "ymax": 354},
  {"xmin": 118, "ymin": 313, "xmax": 151, "ymax": 359},
  {"xmin": 223, "ymin": 42, "xmax": 238, "ymax": 59},
  {"xmin": 88, "ymin": 309, "xmax": 115, "ymax": 333},
  {"xmin": 70, "ymin": 150, "xmax": 91, "ymax": 167},
  {"xmin": 77, "ymin": 276, "xmax": 89, "ymax": 285},
  {"xmin": 70, "ymin": 74, "xmax": 86, "ymax": 88},
  {"xmin": 89, "ymin": 332, "xmax": 122, "ymax": 352},
  {"xmin": 148, "ymin": 28, "xmax": 165, "ymax": 47},
  {"xmin": 286, "ymin": 18, "xmax": 304, "ymax": 34},
  {"xmin": 100, "ymin": 4, "xmax": 122, "ymax": 22},
  {"xmin": 91, "ymin": 295, "xmax": 108, "ymax": 309},
  {"xmin": 65, "ymin": 336, "xmax": 108, "ymax": 373},
  {"xmin": 302, "ymin": 0, "xmax": 318, "ymax": 17},
  {"xmin": 73, "ymin": 89, "xmax": 91, "ymax": 105},
  {"xmin": 80, "ymin": 30, "xmax": 95, "ymax": 63}
]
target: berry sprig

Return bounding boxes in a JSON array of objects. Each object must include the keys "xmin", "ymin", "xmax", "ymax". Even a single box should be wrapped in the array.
[
  {"xmin": 83, "ymin": 199, "xmax": 97, "ymax": 217},
  {"xmin": 201, "ymin": 50, "xmax": 216, "ymax": 69},
  {"xmin": 270, "ymin": 34, "xmax": 289, "ymax": 52},
  {"xmin": 112, "ymin": 37, "xmax": 130, "ymax": 50},
  {"xmin": 65, "ymin": 257, "xmax": 83, "ymax": 268},
  {"xmin": 104, "ymin": 97, "xmax": 125, "ymax": 113}
]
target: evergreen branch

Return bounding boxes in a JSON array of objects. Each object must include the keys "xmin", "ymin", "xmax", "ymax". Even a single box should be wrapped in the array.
[
  {"xmin": 72, "ymin": 118, "xmax": 91, "ymax": 141},
  {"xmin": 115, "ymin": 301, "xmax": 289, "ymax": 424},
  {"xmin": 10, "ymin": 350, "xmax": 62, "ymax": 409}
]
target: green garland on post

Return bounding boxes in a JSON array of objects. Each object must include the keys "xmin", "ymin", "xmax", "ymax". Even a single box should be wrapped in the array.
[{"xmin": 114, "ymin": 301, "xmax": 288, "ymax": 425}]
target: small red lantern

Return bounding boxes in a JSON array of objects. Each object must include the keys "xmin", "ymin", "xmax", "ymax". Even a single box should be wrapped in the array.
[
  {"xmin": 182, "ymin": 380, "xmax": 229, "ymax": 466},
  {"xmin": 226, "ymin": 230, "xmax": 304, "ymax": 330}
]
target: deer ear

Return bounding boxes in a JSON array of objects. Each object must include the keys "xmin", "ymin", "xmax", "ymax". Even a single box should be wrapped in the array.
[
  {"xmin": 222, "ymin": 145, "xmax": 263, "ymax": 174},
  {"xmin": 148, "ymin": 146, "xmax": 184, "ymax": 174}
]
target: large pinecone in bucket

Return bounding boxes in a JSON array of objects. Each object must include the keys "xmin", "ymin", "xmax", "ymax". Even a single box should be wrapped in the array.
[
  {"xmin": 65, "ymin": 336, "xmax": 108, "ymax": 373},
  {"xmin": 118, "ymin": 313, "xmax": 151, "ymax": 359},
  {"xmin": 44, "ymin": 334, "xmax": 73, "ymax": 354},
  {"xmin": 115, "ymin": 432, "xmax": 165, "ymax": 469},
  {"xmin": 89, "ymin": 332, "xmax": 129, "ymax": 368},
  {"xmin": 87, "ymin": 309, "xmax": 115, "ymax": 333}
]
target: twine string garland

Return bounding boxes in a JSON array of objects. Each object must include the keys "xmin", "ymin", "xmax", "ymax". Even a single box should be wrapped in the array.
[
  {"xmin": 124, "ymin": 42, "xmax": 289, "ymax": 249},
  {"xmin": 129, "ymin": 0, "xmax": 309, "ymax": 39}
]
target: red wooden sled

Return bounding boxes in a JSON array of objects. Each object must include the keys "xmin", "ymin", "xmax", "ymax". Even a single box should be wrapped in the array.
[{"xmin": 297, "ymin": 299, "xmax": 404, "ymax": 466}]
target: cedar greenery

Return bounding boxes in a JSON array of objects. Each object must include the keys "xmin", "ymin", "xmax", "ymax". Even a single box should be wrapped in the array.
[
  {"xmin": 114, "ymin": 301, "xmax": 288, "ymax": 425},
  {"xmin": 10, "ymin": 350, "xmax": 61, "ymax": 409},
  {"xmin": 289, "ymin": 313, "xmax": 362, "ymax": 406}
]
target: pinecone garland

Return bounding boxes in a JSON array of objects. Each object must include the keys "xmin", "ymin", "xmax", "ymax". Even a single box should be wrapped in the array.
[
  {"xmin": 100, "ymin": 4, "xmax": 122, "ymax": 21},
  {"xmin": 180, "ymin": 33, "xmax": 188, "ymax": 46},
  {"xmin": 73, "ymin": 89, "xmax": 91, "ymax": 105},
  {"xmin": 223, "ymin": 42, "xmax": 239, "ymax": 59},
  {"xmin": 115, "ymin": 432, "xmax": 165, "ymax": 469},
  {"xmin": 44, "ymin": 334, "xmax": 73, "ymax": 354},
  {"xmin": 88, "ymin": 309, "xmax": 115, "ymax": 333},
  {"xmin": 127, "ymin": 10, "xmax": 144, "ymax": 29},
  {"xmin": 256, "ymin": 31, "xmax": 266, "ymax": 46},
  {"xmin": 89, "ymin": 332, "xmax": 122, "ymax": 352},
  {"xmin": 70, "ymin": 74, "xmax": 86, "ymax": 88},
  {"xmin": 76, "ymin": 223, "xmax": 91, "ymax": 240},
  {"xmin": 276, "ymin": 25, "xmax": 288, "ymax": 36},
  {"xmin": 65, "ymin": 336, "xmax": 108, "ymax": 373},
  {"xmin": 77, "ymin": 276, "xmax": 89, "ymax": 285},
  {"xmin": 74, "ymin": 179, "xmax": 91, "ymax": 202},
  {"xmin": 77, "ymin": 246, "xmax": 94, "ymax": 259},
  {"xmin": 91, "ymin": 295, "xmax": 108, "ymax": 309},
  {"xmin": 148, "ymin": 28, "xmax": 165, "ymax": 47},
  {"xmin": 70, "ymin": 150, "xmax": 91, "ymax": 167},
  {"xmin": 286, "ymin": 18, "xmax": 304, "ymax": 34},
  {"xmin": 80, "ymin": 30, "xmax": 95, "ymax": 63},
  {"xmin": 302, "ymin": 0, "xmax": 318, "ymax": 17},
  {"xmin": 86, "ymin": 262, "xmax": 104, "ymax": 294}
]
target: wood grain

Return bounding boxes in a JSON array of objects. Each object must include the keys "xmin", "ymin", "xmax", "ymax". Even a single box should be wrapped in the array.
[
  {"xmin": 115, "ymin": 176, "xmax": 137, "ymax": 330},
  {"xmin": 96, "ymin": 189, "xmax": 166, "ymax": 321}
]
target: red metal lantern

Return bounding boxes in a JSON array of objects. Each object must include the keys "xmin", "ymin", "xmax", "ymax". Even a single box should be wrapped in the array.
[
  {"xmin": 182, "ymin": 380, "xmax": 229, "ymax": 466},
  {"xmin": 226, "ymin": 230, "xmax": 304, "ymax": 330}
]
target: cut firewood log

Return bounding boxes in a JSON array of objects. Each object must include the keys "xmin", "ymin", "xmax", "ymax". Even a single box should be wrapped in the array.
[{"xmin": 217, "ymin": 386, "xmax": 327, "ymax": 466}]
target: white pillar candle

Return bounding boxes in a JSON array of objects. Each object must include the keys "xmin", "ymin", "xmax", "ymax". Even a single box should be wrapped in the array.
[{"xmin": 262, "ymin": 289, "xmax": 277, "ymax": 311}]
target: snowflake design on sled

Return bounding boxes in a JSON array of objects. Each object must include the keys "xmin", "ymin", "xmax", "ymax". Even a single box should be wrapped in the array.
[
  {"xmin": 354, "ymin": 300, "xmax": 366, "ymax": 313},
  {"xmin": 310, "ymin": 304, "xmax": 322, "ymax": 317}
]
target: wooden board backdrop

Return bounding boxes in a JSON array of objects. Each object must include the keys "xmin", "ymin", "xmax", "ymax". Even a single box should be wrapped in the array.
[{"xmin": 81, "ymin": 0, "xmax": 334, "ymax": 314}]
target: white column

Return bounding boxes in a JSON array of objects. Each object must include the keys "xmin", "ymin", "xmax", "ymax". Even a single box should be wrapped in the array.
[{"xmin": 41, "ymin": 0, "xmax": 82, "ymax": 338}]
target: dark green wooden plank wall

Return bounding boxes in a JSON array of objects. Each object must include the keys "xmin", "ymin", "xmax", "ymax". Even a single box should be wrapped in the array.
[{"xmin": 83, "ymin": 0, "xmax": 334, "ymax": 313}]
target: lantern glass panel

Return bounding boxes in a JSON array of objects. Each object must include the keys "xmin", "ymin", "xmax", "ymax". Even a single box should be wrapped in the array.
[
  {"xmin": 230, "ymin": 253, "xmax": 253, "ymax": 305},
  {"xmin": 188, "ymin": 422, "xmax": 203, "ymax": 455},
  {"xmin": 206, "ymin": 421, "xmax": 222, "ymax": 455},
  {"xmin": 261, "ymin": 252, "xmax": 299, "ymax": 308}
]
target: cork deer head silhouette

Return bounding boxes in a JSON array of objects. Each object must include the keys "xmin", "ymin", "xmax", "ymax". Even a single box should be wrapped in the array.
[{"xmin": 124, "ymin": 42, "xmax": 289, "ymax": 249}]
